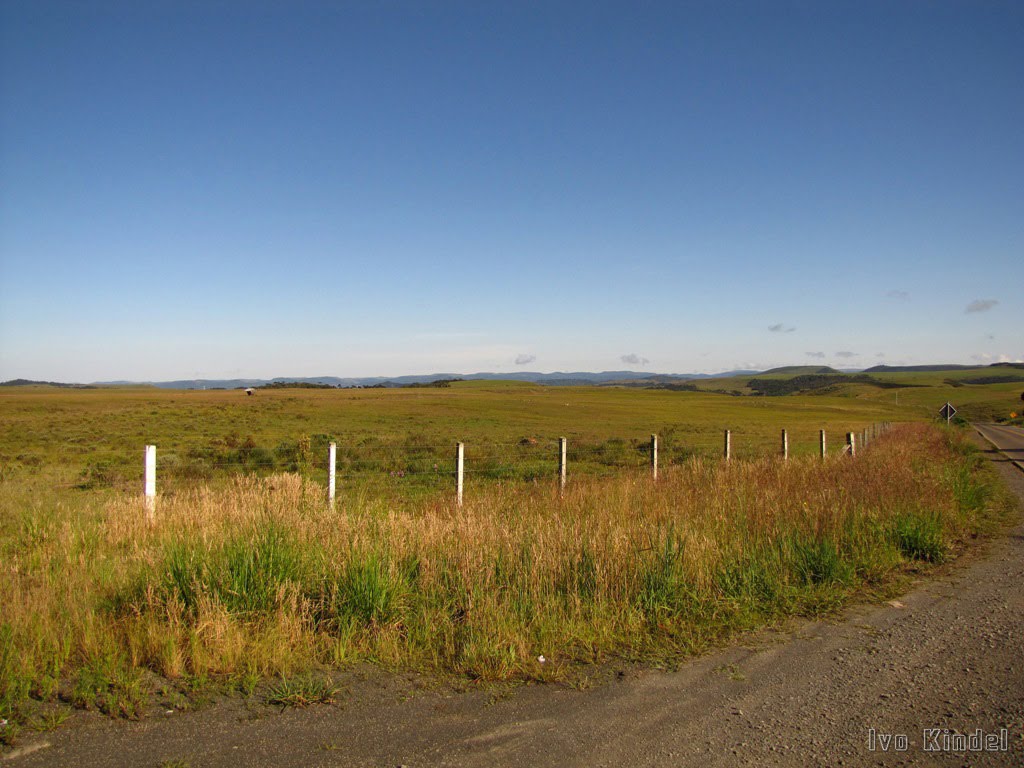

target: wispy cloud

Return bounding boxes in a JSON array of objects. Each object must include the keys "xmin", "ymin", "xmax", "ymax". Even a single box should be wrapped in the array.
[
  {"xmin": 972, "ymin": 352, "xmax": 1023, "ymax": 364},
  {"xmin": 966, "ymin": 299, "xmax": 998, "ymax": 314},
  {"xmin": 876, "ymin": 352, "xmax": 886, "ymax": 358},
  {"xmin": 805, "ymin": 351, "xmax": 825, "ymax": 359},
  {"xmin": 886, "ymin": 290, "xmax": 910, "ymax": 301},
  {"xmin": 835, "ymin": 351, "xmax": 857, "ymax": 359},
  {"xmin": 411, "ymin": 331, "xmax": 487, "ymax": 339},
  {"xmin": 620, "ymin": 353, "xmax": 649, "ymax": 366},
  {"xmin": 514, "ymin": 354, "xmax": 536, "ymax": 366},
  {"xmin": 768, "ymin": 323, "xmax": 796, "ymax": 333}
]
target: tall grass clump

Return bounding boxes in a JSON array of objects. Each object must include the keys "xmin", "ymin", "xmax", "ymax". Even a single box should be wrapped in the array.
[{"xmin": 0, "ymin": 424, "xmax": 1011, "ymax": 731}]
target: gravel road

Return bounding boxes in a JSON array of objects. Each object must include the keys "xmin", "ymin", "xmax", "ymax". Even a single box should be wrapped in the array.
[{"xmin": 5, "ymin": 431, "xmax": 1023, "ymax": 768}]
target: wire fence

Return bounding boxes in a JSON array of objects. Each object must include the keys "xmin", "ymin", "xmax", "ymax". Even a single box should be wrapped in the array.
[{"xmin": 3, "ymin": 424, "xmax": 892, "ymax": 501}]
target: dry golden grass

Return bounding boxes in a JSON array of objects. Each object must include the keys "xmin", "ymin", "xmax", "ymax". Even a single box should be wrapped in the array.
[{"xmin": 0, "ymin": 423, "xmax": 1009, "ymax": 733}]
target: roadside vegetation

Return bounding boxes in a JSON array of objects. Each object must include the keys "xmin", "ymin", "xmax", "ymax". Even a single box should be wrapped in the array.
[{"xmin": 0, "ymin": 414, "xmax": 1014, "ymax": 742}]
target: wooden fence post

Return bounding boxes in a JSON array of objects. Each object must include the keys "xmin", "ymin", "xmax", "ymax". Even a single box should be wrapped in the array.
[
  {"xmin": 144, "ymin": 444, "xmax": 156, "ymax": 519},
  {"xmin": 558, "ymin": 437, "xmax": 567, "ymax": 494},
  {"xmin": 651, "ymin": 434, "xmax": 658, "ymax": 481},
  {"xmin": 819, "ymin": 429, "xmax": 827, "ymax": 459},
  {"xmin": 328, "ymin": 442, "xmax": 336, "ymax": 507},
  {"xmin": 724, "ymin": 430, "xmax": 731, "ymax": 461},
  {"xmin": 781, "ymin": 429, "xmax": 788, "ymax": 460},
  {"xmin": 456, "ymin": 442, "xmax": 464, "ymax": 507}
]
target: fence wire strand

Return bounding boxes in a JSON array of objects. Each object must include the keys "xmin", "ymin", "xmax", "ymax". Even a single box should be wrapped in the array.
[{"xmin": 5, "ymin": 424, "xmax": 891, "ymax": 497}]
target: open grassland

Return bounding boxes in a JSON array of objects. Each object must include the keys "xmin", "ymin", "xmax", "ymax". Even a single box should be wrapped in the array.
[
  {"xmin": 1, "ymin": 382, "xmax": 905, "ymax": 501},
  {"xmin": 0, "ymin": 380, "xmax": 1018, "ymax": 742},
  {"xmin": 682, "ymin": 365, "xmax": 1023, "ymax": 419},
  {"xmin": 0, "ymin": 416, "xmax": 1015, "ymax": 740}
]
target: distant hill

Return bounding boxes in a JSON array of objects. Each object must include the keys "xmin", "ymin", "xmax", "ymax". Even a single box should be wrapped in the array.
[
  {"xmin": 863, "ymin": 364, "xmax": 976, "ymax": 373},
  {"xmin": 89, "ymin": 370, "xmax": 762, "ymax": 389},
  {"xmin": 0, "ymin": 379, "xmax": 95, "ymax": 389},
  {"xmin": 12, "ymin": 362, "xmax": 1018, "ymax": 391},
  {"xmin": 761, "ymin": 366, "xmax": 840, "ymax": 375}
]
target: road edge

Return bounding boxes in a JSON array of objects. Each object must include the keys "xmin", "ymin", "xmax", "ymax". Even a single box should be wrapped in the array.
[{"xmin": 973, "ymin": 423, "xmax": 1024, "ymax": 474}]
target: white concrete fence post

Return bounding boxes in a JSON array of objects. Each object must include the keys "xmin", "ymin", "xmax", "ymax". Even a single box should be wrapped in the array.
[
  {"xmin": 328, "ymin": 442, "xmax": 336, "ymax": 507},
  {"xmin": 781, "ymin": 429, "xmax": 788, "ymax": 461},
  {"xmin": 456, "ymin": 442, "xmax": 464, "ymax": 507},
  {"xmin": 558, "ymin": 437, "xmax": 567, "ymax": 494},
  {"xmin": 846, "ymin": 432, "xmax": 856, "ymax": 458},
  {"xmin": 144, "ymin": 444, "xmax": 156, "ymax": 519},
  {"xmin": 651, "ymin": 434, "xmax": 658, "ymax": 481},
  {"xmin": 820, "ymin": 429, "xmax": 827, "ymax": 459},
  {"xmin": 724, "ymin": 430, "xmax": 731, "ymax": 461}
]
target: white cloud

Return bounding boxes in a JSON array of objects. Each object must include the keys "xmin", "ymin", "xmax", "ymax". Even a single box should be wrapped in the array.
[
  {"xmin": 972, "ymin": 352, "xmax": 1024, "ymax": 364},
  {"xmin": 620, "ymin": 353, "xmax": 650, "ymax": 366}
]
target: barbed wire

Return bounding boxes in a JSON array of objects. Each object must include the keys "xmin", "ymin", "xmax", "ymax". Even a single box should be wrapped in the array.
[{"xmin": 4, "ymin": 425, "xmax": 892, "ymax": 494}]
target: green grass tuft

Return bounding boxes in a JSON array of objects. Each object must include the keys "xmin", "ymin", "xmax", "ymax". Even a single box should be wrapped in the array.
[
  {"xmin": 266, "ymin": 674, "xmax": 338, "ymax": 708},
  {"xmin": 788, "ymin": 535, "xmax": 853, "ymax": 587},
  {"xmin": 331, "ymin": 551, "xmax": 406, "ymax": 628},
  {"xmin": 892, "ymin": 512, "xmax": 946, "ymax": 563}
]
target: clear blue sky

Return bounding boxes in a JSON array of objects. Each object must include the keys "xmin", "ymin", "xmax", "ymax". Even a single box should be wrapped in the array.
[{"xmin": 1, "ymin": 1, "xmax": 1021, "ymax": 381}]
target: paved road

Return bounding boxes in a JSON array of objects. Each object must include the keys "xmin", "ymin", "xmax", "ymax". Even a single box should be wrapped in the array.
[
  {"xmin": 975, "ymin": 423, "xmax": 1024, "ymax": 472},
  {"xmin": 6, "ymin": 436, "xmax": 1024, "ymax": 768}
]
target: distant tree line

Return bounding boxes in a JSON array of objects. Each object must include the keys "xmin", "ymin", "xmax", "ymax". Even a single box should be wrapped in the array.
[
  {"xmin": 747, "ymin": 374, "xmax": 906, "ymax": 396},
  {"xmin": 256, "ymin": 382, "xmax": 336, "ymax": 390}
]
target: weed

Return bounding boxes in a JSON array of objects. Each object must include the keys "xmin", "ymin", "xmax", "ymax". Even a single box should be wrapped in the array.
[
  {"xmin": 788, "ymin": 536, "xmax": 853, "ymax": 587},
  {"xmin": 30, "ymin": 708, "xmax": 70, "ymax": 732},
  {"xmin": 330, "ymin": 551, "xmax": 405, "ymax": 628},
  {"xmin": 947, "ymin": 462, "xmax": 989, "ymax": 515},
  {"xmin": 216, "ymin": 524, "xmax": 303, "ymax": 616},
  {"xmin": 892, "ymin": 512, "xmax": 946, "ymax": 563},
  {"xmin": 637, "ymin": 528, "xmax": 699, "ymax": 620},
  {"xmin": 70, "ymin": 654, "xmax": 146, "ymax": 718},
  {"xmin": 266, "ymin": 674, "xmax": 338, "ymax": 708}
]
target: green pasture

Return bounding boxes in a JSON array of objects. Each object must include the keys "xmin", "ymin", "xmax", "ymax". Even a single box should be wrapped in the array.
[
  {"xmin": 1, "ymin": 381, "xmax": 895, "ymax": 493},
  {"xmin": 688, "ymin": 366, "xmax": 1023, "ymax": 423},
  {"xmin": 1, "ymin": 372, "xmax": 1019, "ymax": 498}
]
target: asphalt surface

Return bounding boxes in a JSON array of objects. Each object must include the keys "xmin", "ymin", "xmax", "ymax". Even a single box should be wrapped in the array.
[
  {"xmin": 975, "ymin": 423, "xmax": 1024, "ymax": 472},
  {"xmin": 4, "ymin": 430, "xmax": 1023, "ymax": 768}
]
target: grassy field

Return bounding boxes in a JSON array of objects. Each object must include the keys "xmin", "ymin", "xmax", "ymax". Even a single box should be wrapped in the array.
[
  {"xmin": 0, "ymin": 379, "xmax": 1017, "ymax": 743},
  {"xmin": 2, "ymin": 381, "xmax": 905, "ymax": 500}
]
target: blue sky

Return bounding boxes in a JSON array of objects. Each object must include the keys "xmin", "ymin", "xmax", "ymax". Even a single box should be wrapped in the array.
[{"xmin": 1, "ymin": 1, "xmax": 1021, "ymax": 381}]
